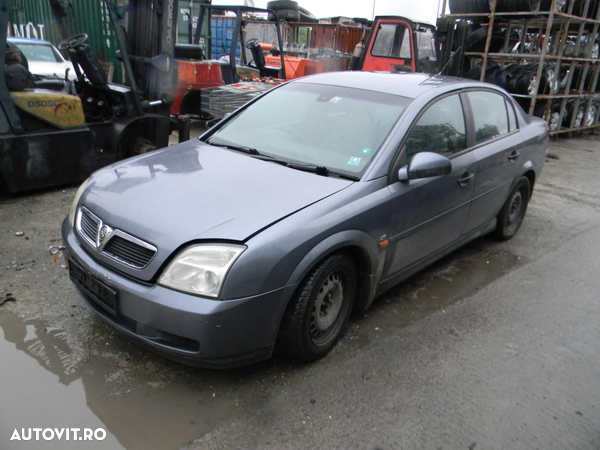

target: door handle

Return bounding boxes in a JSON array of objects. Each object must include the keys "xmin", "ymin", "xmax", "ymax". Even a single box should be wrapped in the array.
[
  {"xmin": 458, "ymin": 172, "xmax": 474, "ymax": 187},
  {"xmin": 508, "ymin": 151, "xmax": 520, "ymax": 161}
]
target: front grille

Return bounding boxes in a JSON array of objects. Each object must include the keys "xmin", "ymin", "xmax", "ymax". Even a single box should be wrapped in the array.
[
  {"xmin": 76, "ymin": 207, "xmax": 157, "ymax": 269},
  {"xmin": 80, "ymin": 209, "xmax": 97, "ymax": 243},
  {"xmin": 104, "ymin": 236, "xmax": 156, "ymax": 268}
]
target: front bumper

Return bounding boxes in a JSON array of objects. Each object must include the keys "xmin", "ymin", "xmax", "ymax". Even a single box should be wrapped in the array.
[{"xmin": 62, "ymin": 218, "xmax": 295, "ymax": 369}]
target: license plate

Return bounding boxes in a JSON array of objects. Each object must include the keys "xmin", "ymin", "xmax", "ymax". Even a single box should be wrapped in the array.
[{"xmin": 69, "ymin": 259, "xmax": 118, "ymax": 315}]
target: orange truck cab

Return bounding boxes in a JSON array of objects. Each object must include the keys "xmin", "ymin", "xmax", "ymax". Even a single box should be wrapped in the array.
[{"xmin": 353, "ymin": 16, "xmax": 439, "ymax": 75}]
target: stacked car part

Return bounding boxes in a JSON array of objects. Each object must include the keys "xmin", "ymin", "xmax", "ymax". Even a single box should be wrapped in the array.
[{"xmin": 441, "ymin": 0, "xmax": 600, "ymax": 135}]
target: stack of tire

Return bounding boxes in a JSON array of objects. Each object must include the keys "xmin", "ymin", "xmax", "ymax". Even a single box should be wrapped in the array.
[
  {"xmin": 465, "ymin": 61, "xmax": 553, "ymax": 117},
  {"xmin": 570, "ymin": 0, "xmax": 600, "ymax": 17},
  {"xmin": 548, "ymin": 98, "xmax": 598, "ymax": 131},
  {"xmin": 463, "ymin": 24, "xmax": 519, "ymax": 53},
  {"xmin": 449, "ymin": 0, "xmax": 540, "ymax": 13},
  {"xmin": 539, "ymin": 0, "xmax": 566, "ymax": 11},
  {"xmin": 267, "ymin": 1, "xmax": 317, "ymax": 22}
]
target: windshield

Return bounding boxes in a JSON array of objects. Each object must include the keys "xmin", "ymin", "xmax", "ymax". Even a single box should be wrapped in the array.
[
  {"xmin": 15, "ymin": 43, "xmax": 63, "ymax": 63},
  {"xmin": 205, "ymin": 82, "xmax": 411, "ymax": 178}
]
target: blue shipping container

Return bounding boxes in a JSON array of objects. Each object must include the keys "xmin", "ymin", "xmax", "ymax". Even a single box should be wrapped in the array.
[{"xmin": 211, "ymin": 17, "xmax": 241, "ymax": 60}]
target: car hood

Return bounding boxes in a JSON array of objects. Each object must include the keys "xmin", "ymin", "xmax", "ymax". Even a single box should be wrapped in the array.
[{"xmin": 81, "ymin": 141, "xmax": 353, "ymax": 263}]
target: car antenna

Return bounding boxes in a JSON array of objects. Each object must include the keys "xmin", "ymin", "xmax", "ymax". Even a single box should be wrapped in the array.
[{"xmin": 435, "ymin": 45, "xmax": 463, "ymax": 77}]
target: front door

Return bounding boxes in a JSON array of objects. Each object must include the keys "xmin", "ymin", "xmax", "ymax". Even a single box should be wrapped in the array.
[{"xmin": 382, "ymin": 93, "xmax": 476, "ymax": 281}]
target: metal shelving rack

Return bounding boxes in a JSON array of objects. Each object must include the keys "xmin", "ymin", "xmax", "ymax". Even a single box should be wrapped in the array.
[{"xmin": 439, "ymin": 0, "xmax": 600, "ymax": 135}]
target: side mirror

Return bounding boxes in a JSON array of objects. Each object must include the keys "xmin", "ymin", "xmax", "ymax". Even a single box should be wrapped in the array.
[{"xmin": 398, "ymin": 152, "xmax": 452, "ymax": 181}]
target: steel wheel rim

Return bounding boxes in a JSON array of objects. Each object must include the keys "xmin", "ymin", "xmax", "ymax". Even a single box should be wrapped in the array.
[
  {"xmin": 506, "ymin": 189, "xmax": 524, "ymax": 233},
  {"xmin": 546, "ymin": 68, "xmax": 558, "ymax": 93},
  {"xmin": 310, "ymin": 271, "xmax": 344, "ymax": 345},
  {"xmin": 575, "ymin": 109, "xmax": 584, "ymax": 128},
  {"xmin": 527, "ymin": 75, "xmax": 538, "ymax": 95},
  {"xmin": 586, "ymin": 106, "xmax": 597, "ymax": 127},
  {"xmin": 549, "ymin": 111, "xmax": 560, "ymax": 131}
]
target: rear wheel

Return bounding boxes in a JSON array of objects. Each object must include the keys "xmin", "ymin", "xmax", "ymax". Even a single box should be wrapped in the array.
[
  {"xmin": 277, "ymin": 254, "xmax": 356, "ymax": 361},
  {"xmin": 495, "ymin": 177, "xmax": 531, "ymax": 240}
]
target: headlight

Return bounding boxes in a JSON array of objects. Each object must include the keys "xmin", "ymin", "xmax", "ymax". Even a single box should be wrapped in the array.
[
  {"xmin": 158, "ymin": 244, "xmax": 246, "ymax": 298},
  {"xmin": 69, "ymin": 178, "xmax": 90, "ymax": 228}
]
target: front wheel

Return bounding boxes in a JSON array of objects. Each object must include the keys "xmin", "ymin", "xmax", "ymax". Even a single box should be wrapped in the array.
[
  {"xmin": 494, "ymin": 177, "xmax": 531, "ymax": 240},
  {"xmin": 277, "ymin": 254, "xmax": 356, "ymax": 361}
]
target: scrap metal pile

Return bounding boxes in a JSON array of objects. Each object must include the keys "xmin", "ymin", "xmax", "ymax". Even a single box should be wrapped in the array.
[{"xmin": 200, "ymin": 81, "xmax": 278, "ymax": 119}]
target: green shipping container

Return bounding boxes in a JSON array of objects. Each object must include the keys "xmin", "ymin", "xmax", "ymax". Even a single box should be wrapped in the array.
[
  {"xmin": 9, "ymin": 0, "xmax": 124, "ymax": 83},
  {"xmin": 177, "ymin": 0, "xmax": 211, "ymax": 50}
]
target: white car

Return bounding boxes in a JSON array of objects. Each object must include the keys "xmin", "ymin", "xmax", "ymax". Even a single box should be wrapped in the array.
[{"xmin": 8, "ymin": 37, "xmax": 77, "ymax": 80}]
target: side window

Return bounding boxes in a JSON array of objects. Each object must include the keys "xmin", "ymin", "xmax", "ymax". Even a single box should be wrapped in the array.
[
  {"xmin": 372, "ymin": 23, "xmax": 412, "ymax": 59},
  {"xmin": 467, "ymin": 91, "xmax": 510, "ymax": 145},
  {"xmin": 404, "ymin": 94, "xmax": 466, "ymax": 162}
]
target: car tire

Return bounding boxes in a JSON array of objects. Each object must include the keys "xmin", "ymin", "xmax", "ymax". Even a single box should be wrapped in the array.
[
  {"xmin": 590, "ymin": 38, "xmax": 600, "ymax": 59},
  {"xmin": 298, "ymin": 6, "xmax": 317, "ymax": 22},
  {"xmin": 450, "ymin": 0, "xmax": 490, "ymax": 13},
  {"xmin": 277, "ymin": 254, "xmax": 356, "ymax": 361},
  {"xmin": 495, "ymin": 177, "xmax": 531, "ymax": 240},
  {"xmin": 497, "ymin": 0, "xmax": 540, "ymax": 11},
  {"xmin": 268, "ymin": 9, "xmax": 301, "ymax": 21},
  {"xmin": 573, "ymin": 105, "xmax": 585, "ymax": 128},
  {"xmin": 548, "ymin": 101, "xmax": 562, "ymax": 132},
  {"xmin": 267, "ymin": 0, "xmax": 299, "ymax": 11},
  {"xmin": 585, "ymin": 102, "xmax": 598, "ymax": 127},
  {"xmin": 267, "ymin": 0, "xmax": 300, "ymax": 21},
  {"xmin": 540, "ymin": 0, "xmax": 566, "ymax": 11}
]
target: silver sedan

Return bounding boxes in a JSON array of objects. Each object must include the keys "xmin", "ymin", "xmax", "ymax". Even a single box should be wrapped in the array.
[{"xmin": 62, "ymin": 72, "xmax": 548, "ymax": 368}]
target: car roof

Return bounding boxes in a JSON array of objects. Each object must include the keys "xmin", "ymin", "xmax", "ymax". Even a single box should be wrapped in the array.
[
  {"xmin": 292, "ymin": 71, "xmax": 497, "ymax": 100},
  {"xmin": 7, "ymin": 37, "xmax": 54, "ymax": 45}
]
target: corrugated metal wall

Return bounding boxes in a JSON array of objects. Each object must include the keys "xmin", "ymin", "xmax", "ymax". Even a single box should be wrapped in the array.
[
  {"xmin": 8, "ymin": 0, "xmax": 212, "ymax": 83},
  {"xmin": 311, "ymin": 24, "xmax": 363, "ymax": 54},
  {"xmin": 8, "ymin": 1, "xmax": 55, "ymax": 41}
]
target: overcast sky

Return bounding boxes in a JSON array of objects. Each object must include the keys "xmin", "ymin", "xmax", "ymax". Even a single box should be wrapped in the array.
[{"xmin": 212, "ymin": 0, "xmax": 445, "ymax": 24}]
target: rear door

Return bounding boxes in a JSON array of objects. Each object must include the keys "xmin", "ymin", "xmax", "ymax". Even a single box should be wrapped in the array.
[{"xmin": 462, "ymin": 90, "xmax": 525, "ymax": 233}]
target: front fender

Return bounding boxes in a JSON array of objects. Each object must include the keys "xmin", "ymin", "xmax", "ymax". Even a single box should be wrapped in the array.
[{"xmin": 286, "ymin": 229, "xmax": 385, "ymax": 312}]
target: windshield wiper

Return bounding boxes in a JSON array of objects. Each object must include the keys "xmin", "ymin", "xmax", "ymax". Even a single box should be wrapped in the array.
[
  {"xmin": 287, "ymin": 164, "xmax": 358, "ymax": 180},
  {"xmin": 264, "ymin": 158, "xmax": 358, "ymax": 180},
  {"xmin": 207, "ymin": 140, "xmax": 259, "ymax": 155},
  {"xmin": 287, "ymin": 163, "xmax": 330, "ymax": 176},
  {"xmin": 207, "ymin": 138, "xmax": 357, "ymax": 180}
]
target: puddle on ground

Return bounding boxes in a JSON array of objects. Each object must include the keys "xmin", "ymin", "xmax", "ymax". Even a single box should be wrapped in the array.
[
  {"xmin": 353, "ymin": 239, "xmax": 524, "ymax": 340},
  {"xmin": 0, "ymin": 311, "xmax": 124, "ymax": 450},
  {"xmin": 0, "ymin": 309, "xmax": 254, "ymax": 450},
  {"xmin": 0, "ymin": 238, "xmax": 525, "ymax": 450}
]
